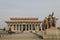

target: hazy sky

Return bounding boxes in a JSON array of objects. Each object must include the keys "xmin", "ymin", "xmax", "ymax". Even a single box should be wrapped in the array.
[{"xmin": 0, "ymin": 0, "xmax": 60, "ymax": 28}]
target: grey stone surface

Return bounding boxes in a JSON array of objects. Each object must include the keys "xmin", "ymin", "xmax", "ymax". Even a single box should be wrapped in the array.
[{"xmin": 0, "ymin": 32, "xmax": 42, "ymax": 40}]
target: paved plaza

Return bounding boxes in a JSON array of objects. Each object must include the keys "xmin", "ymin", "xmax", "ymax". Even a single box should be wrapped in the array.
[{"xmin": 0, "ymin": 32, "xmax": 42, "ymax": 40}]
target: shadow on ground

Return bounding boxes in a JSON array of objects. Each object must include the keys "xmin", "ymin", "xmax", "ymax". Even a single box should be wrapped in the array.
[{"xmin": 32, "ymin": 32, "xmax": 43, "ymax": 39}]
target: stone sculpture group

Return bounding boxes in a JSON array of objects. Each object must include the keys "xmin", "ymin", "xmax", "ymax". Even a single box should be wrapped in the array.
[{"xmin": 42, "ymin": 12, "xmax": 58, "ymax": 30}]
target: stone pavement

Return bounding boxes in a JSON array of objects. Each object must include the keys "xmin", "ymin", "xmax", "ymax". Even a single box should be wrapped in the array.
[{"xmin": 0, "ymin": 32, "xmax": 42, "ymax": 40}]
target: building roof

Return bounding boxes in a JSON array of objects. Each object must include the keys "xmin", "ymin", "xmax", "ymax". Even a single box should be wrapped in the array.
[
  {"xmin": 5, "ymin": 18, "xmax": 41, "ymax": 23},
  {"xmin": 10, "ymin": 18, "xmax": 38, "ymax": 20},
  {"xmin": 5, "ymin": 20, "xmax": 41, "ymax": 23}
]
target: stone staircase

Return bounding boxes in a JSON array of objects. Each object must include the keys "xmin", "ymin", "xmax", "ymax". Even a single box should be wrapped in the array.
[{"xmin": 0, "ymin": 32, "xmax": 42, "ymax": 40}]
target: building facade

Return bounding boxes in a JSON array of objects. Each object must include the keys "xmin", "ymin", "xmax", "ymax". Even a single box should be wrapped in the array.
[{"xmin": 5, "ymin": 18, "xmax": 42, "ymax": 32}]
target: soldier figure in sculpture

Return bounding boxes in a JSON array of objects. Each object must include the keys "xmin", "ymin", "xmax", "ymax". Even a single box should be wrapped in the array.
[
  {"xmin": 48, "ymin": 14, "xmax": 53, "ymax": 28},
  {"xmin": 44, "ymin": 17, "xmax": 49, "ymax": 29},
  {"xmin": 51, "ymin": 12, "xmax": 58, "ymax": 27}
]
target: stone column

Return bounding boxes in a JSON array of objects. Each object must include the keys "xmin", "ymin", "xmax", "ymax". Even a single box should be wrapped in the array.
[
  {"xmin": 40, "ymin": 23, "xmax": 42, "ymax": 31},
  {"xmin": 8, "ymin": 24, "xmax": 11, "ymax": 31},
  {"xmin": 28, "ymin": 24, "xmax": 30, "ymax": 31},
  {"xmin": 31, "ymin": 24, "xmax": 33, "ymax": 31},
  {"xmin": 18, "ymin": 24, "xmax": 20, "ymax": 31},
  {"xmin": 38, "ymin": 24, "xmax": 40, "ymax": 31},
  {"xmin": 35, "ymin": 24, "xmax": 39, "ymax": 32},
  {"xmin": 40, "ymin": 24, "xmax": 43, "ymax": 31},
  {"xmin": 12, "ymin": 24, "xmax": 14, "ymax": 31},
  {"xmin": 8, "ymin": 24, "xmax": 10, "ymax": 31},
  {"xmin": 15, "ymin": 24, "xmax": 17, "ymax": 31},
  {"xmin": 21, "ymin": 24, "xmax": 23, "ymax": 31},
  {"xmin": 25, "ymin": 24, "xmax": 27, "ymax": 31}
]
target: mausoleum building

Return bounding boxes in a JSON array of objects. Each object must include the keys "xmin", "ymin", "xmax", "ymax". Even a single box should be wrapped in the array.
[{"xmin": 5, "ymin": 18, "xmax": 42, "ymax": 32}]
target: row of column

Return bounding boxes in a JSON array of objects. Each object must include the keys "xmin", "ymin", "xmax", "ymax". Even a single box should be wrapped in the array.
[{"xmin": 7, "ymin": 23, "xmax": 42, "ymax": 32}]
